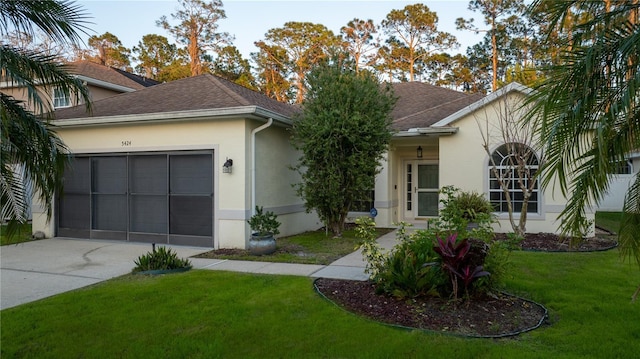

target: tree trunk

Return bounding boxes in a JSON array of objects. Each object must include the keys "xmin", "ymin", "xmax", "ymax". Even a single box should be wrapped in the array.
[
  {"xmin": 189, "ymin": 31, "xmax": 201, "ymax": 76},
  {"xmin": 491, "ymin": 27, "xmax": 498, "ymax": 92}
]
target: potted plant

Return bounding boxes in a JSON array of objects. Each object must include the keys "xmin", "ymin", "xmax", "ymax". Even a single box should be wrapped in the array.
[{"xmin": 247, "ymin": 206, "xmax": 281, "ymax": 255}]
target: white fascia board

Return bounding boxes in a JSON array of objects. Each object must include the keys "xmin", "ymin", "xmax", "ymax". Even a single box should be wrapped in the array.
[
  {"xmin": 53, "ymin": 106, "xmax": 293, "ymax": 127},
  {"xmin": 432, "ymin": 82, "xmax": 533, "ymax": 127},
  {"xmin": 394, "ymin": 127, "xmax": 458, "ymax": 137},
  {"xmin": 75, "ymin": 75, "xmax": 137, "ymax": 93},
  {"xmin": 2, "ymin": 76, "xmax": 137, "ymax": 93}
]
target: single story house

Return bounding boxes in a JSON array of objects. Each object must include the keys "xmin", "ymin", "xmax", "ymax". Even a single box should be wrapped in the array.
[{"xmin": 33, "ymin": 75, "xmax": 594, "ymax": 248}]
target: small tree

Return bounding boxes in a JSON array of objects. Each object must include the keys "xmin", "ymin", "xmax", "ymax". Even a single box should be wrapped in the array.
[
  {"xmin": 476, "ymin": 88, "xmax": 541, "ymax": 237},
  {"xmin": 291, "ymin": 61, "xmax": 396, "ymax": 237}
]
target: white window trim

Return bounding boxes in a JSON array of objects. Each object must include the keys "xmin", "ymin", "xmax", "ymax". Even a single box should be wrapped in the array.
[
  {"xmin": 486, "ymin": 143, "xmax": 542, "ymax": 217},
  {"xmin": 53, "ymin": 87, "xmax": 71, "ymax": 109}
]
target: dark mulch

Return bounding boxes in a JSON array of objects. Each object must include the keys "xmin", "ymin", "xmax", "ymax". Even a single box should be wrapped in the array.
[
  {"xmin": 496, "ymin": 231, "xmax": 618, "ymax": 252},
  {"xmin": 314, "ymin": 278, "xmax": 547, "ymax": 338},
  {"xmin": 314, "ymin": 232, "xmax": 617, "ymax": 338}
]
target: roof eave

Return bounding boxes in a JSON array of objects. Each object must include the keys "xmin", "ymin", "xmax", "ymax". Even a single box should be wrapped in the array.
[
  {"xmin": 53, "ymin": 105, "xmax": 293, "ymax": 127},
  {"xmin": 75, "ymin": 74, "xmax": 137, "ymax": 93},
  {"xmin": 394, "ymin": 127, "xmax": 459, "ymax": 137}
]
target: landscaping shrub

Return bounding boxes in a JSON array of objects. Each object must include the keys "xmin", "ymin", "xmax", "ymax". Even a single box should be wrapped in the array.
[
  {"xmin": 375, "ymin": 224, "xmax": 444, "ymax": 298},
  {"xmin": 357, "ymin": 186, "xmax": 515, "ymax": 301},
  {"xmin": 432, "ymin": 186, "xmax": 495, "ymax": 242},
  {"xmin": 133, "ymin": 246, "xmax": 192, "ymax": 273}
]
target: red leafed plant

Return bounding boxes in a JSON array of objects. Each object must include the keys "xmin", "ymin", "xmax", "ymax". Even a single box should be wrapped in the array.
[{"xmin": 434, "ymin": 233, "xmax": 490, "ymax": 299}]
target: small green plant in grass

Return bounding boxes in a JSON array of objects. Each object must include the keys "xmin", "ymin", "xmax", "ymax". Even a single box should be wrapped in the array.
[{"xmin": 133, "ymin": 245, "xmax": 191, "ymax": 273}]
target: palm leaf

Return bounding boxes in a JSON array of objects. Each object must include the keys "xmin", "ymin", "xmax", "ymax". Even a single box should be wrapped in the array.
[
  {"xmin": 620, "ymin": 175, "xmax": 640, "ymax": 268},
  {"xmin": 526, "ymin": 11, "xmax": 640, "ymax": 239},
  {"xmin": 0, "ymin": 0, "xmax": 91, "ymax": 45},
  {"xmin": 0, "ymin": 45, "xmax": 91, "ymax": 115},
  {"xmin": 1, "ymin": 94, "xmax": 69, "ymax": 229}
]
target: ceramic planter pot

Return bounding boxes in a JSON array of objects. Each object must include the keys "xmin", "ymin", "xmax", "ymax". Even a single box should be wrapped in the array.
[{"xmin": 248, "ymin": 233, "xmax": 277, "ymax": 255}]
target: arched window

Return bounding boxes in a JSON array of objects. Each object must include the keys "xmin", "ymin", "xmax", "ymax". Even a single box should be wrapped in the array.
[{"xmin": 488, "ymin": 143, "xmax": 539, "ymax": 214}]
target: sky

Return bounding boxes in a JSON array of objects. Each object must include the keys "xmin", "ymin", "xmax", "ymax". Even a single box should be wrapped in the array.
[{"xmin": 77, "ymin": 0, "xmax": 484, "ymax": 61}]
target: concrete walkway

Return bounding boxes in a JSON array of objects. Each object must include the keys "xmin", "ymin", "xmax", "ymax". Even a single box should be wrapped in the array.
[{"xmin": 1, "ymin": 230, "xmax": 399, "ymax": 310}]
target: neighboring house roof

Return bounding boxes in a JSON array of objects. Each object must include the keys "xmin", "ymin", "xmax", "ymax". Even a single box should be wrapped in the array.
[
  {"xmin": 390, "ymin": 82, "xmax": 484, "ymax": 131},
  {"xmin": 68, "ymin": 61, "xmax": 159, "ymax": 92},
  {"xmin": 54, "ymin": 74, "xmax": 298, "ymax": 125}
]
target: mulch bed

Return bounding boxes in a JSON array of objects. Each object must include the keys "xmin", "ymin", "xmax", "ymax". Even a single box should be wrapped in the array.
[
  {"xmin": 496, "ymin": 231, "xmax": 618, "ymax": 252},
  {"xmin": 314, "ymin": 232, "xmax": 617, "ymax": 338},
  {"xmin": 314, "ymin": 278, "xmax": 547, "ymax": 338}
]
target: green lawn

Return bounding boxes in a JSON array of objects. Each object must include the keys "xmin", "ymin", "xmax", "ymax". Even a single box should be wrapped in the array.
[
  {"xmin": 595, "ymin": 211, "xmax": 623, "ymax": 233},
  {"xmin": 2, "ymin": 249, "xmax": 639, "ymax": 358},
  {"xmin": 196, "ymin": 227, "xmax": 393, "ymax": 265},
  {"xmin": 0, "ymin": 222, "xmax": 33, "ymax": 246}
]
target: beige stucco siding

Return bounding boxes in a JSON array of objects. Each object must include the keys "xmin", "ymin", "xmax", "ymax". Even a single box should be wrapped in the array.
[
  {"xmin": 85, "ymin": 84, "xmax": 124, "ymax": 102},
  {"xmin": 1, "ymin": 83, "xmax": 123, "ymax": 114},
  {"xmin": 36, "ymin": 118, "xmax": 249, "ymax": 248},
  {"xmin": 253, "ymin": 123, "xmax": 321, "ymax": 237},
  {"xmin": 32, "ymin": 116, "xmax": 321, "ymax": 248},
  {"xmin": 438, "ymin": 91, "xmax": 594, "ymax": 235}
]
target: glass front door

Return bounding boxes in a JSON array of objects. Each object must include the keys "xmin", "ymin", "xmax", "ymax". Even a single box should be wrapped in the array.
[{"xmin": 404, "ymin": 161, "xmax": 439, "ymax": 220}]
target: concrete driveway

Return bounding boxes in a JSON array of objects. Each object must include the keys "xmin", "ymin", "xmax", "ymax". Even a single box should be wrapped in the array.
[{"xmin": 1, "ymin": 238, "xmax": 209, "ymax": 310}]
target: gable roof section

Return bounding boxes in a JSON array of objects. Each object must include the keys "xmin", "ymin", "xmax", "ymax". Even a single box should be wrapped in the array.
[
  {"xmin": 391, "ymin": 82, "xmax": 484, "ymax": 131},
  {"xmin": 68, "ymin": 61, "xmax": 159, "ymax": 91},
  {"xmin": 54, "ymin": 74, "xmax": 297, "ymax": 125},
  {"xmin": 432, "ymin": 82, "xmax": 532, "ymax": 127}
]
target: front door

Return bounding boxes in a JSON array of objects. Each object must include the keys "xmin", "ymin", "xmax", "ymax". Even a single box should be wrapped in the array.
[{"xmin": 404, "ymin": 161, "xmax": 439, "ymax": 221}]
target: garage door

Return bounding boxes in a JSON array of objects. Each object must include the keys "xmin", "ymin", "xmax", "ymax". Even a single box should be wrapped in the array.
[{"xmin": 57, "ymin": 151, "xmax": 214, "ymax": 247}]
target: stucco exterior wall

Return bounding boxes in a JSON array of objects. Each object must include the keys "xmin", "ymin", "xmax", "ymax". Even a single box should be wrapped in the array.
[
  {"xmin": 34, "ymin": 118, "xmax": 244, "ymax": 248},
  {"xmin": 1, "ymin": 83, "xmax": 123, "ymax": 113},
  {"xmin": 2, "ymin": 86, "xmax": 55, "ymax": 113},
  {"xmin": 253, "ymin": 123, "xmax": 321, "ymax": 237},
  {"xmin": 85, "ymin": 84, "xmax": 124, "ymax": 102},
  {"xmin": 598, "ymin": 157, "xmax": 639, "ymax": 212},
  {"xmin": 438, "ymin": 91, "xmax": 594, "ymax": 235},
  {"xmin": 32, "ymin": 117, "xmax": 321, "ymax": 248}
]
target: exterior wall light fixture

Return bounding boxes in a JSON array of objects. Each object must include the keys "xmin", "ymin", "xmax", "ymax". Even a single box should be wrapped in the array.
[
  {"xmin": 223, "ymin": 158, "xmax": 233, "ymax": 173},
  {"xmin": 417, "ymin": 146, "xmax": 423, "ymax": 158}
]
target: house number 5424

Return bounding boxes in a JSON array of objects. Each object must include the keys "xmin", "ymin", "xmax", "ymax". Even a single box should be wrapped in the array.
[{"xmin": 121, "ymin": 140, "xmax": 132, "ymax": 146}]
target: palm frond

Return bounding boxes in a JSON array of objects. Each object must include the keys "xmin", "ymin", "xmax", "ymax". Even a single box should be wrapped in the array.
[
  {"xmin": 620, "ymin": 174, "xmax": 640, "ymax": 268},
  {"xmin": 526, "ymin": 17, "xmax": 640, "ymax": 238},
  {"xmin": 0, "ymin": 45, "xmax": 91, "ymax": 115},
  {"xmin": 1, "ymin": 94, "xmax": 70, "ymax": 225},
  {"xmin": 0, "ymin": 0, "xmax": 91, "ymax": 45}
]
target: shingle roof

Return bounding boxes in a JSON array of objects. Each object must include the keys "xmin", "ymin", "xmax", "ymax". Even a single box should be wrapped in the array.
[
  {"xmin": 390, "ymin": 82, "xmax": 484, "ymax": 131},
  {"xmin": 68, "ymin": 61, "xmax": 159, "ymax": 90},
  {"xmin": 55, "ymin": 74, "xmax": 483, "ymax": 129},
  {"xmin": 54, "ymin": 73, "xmax": 298, "ymax": 120}
]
